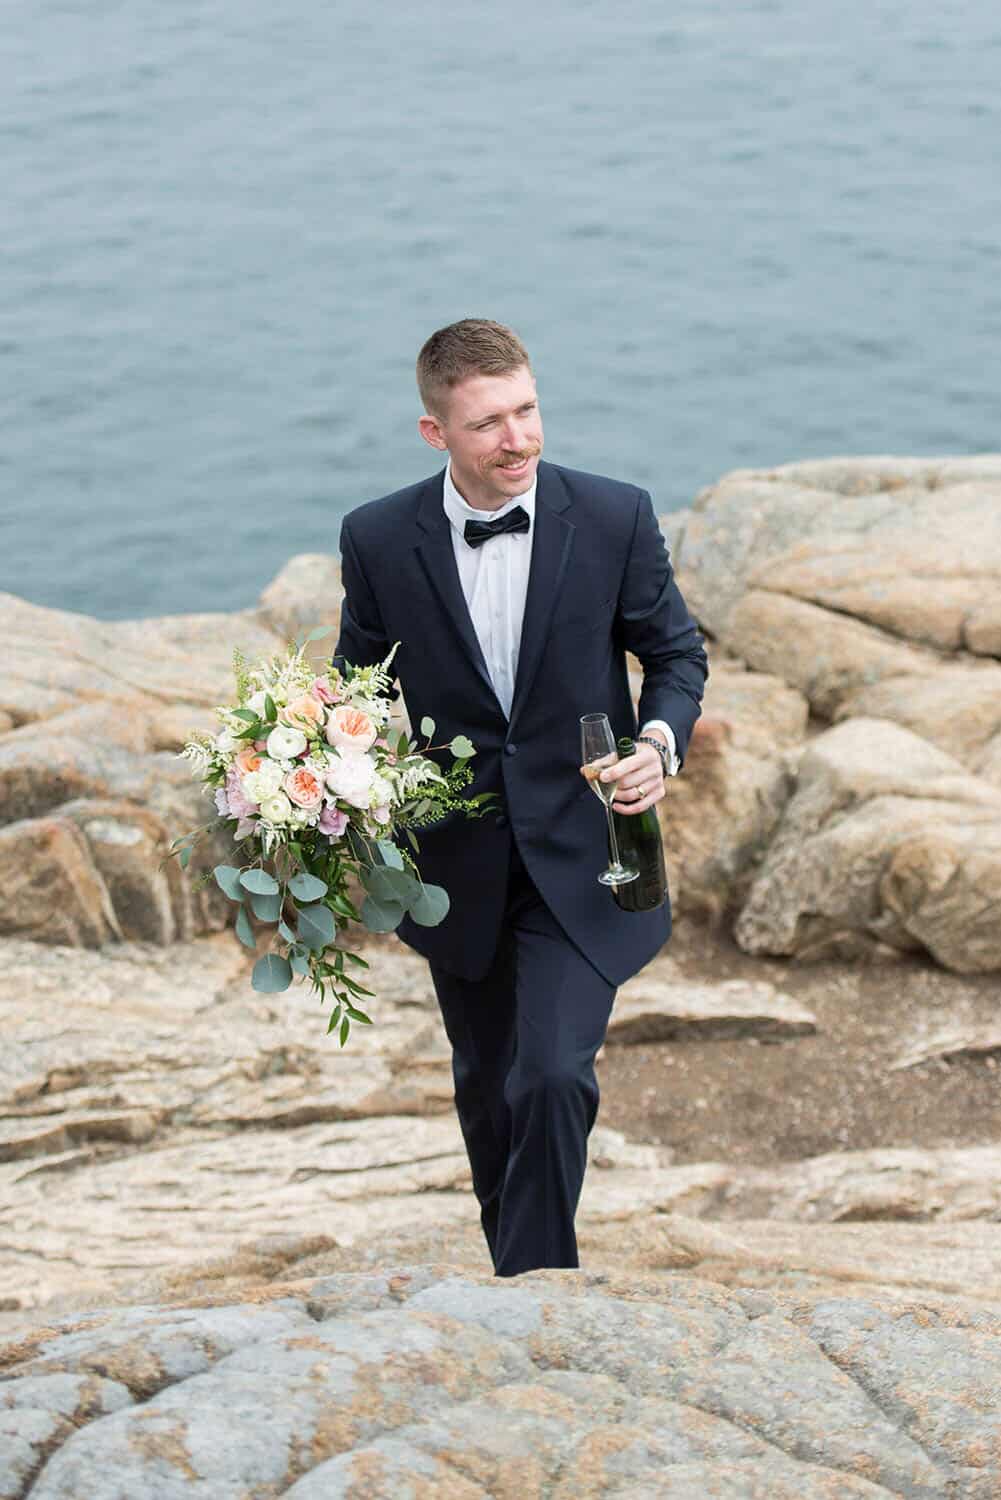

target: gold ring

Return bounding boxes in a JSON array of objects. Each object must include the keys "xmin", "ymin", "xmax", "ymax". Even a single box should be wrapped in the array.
[{"xmin": 636, "ymin": 783, "xmax": 645, "ymax": 799}]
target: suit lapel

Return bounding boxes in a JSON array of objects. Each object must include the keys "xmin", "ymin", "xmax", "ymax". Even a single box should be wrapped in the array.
[
  {"xmin": 509, "ymin": 462, "xmax": 575, "ymax": 729},
  {"xmin": 414, "ymin": 473, "xmax": 500, "ymax": 705}
]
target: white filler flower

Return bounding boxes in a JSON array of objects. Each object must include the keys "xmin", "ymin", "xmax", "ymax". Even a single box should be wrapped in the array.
[{"xmin": 266, "ymin": 724, "xmax": 308, "ymax": 760}]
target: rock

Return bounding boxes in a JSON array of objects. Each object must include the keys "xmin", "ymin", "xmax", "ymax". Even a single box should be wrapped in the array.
[
  {"xmin": 257, "ymin": 553, "xmax": 342, "ymax": 647},
  {"xmin": 679, "ymin": 459, "xmax": 1001, "ymax": 779},
  {"xmin": 662, "ymin": 662, "xmax": 808, "ymax": 921},
  {"xmin": 892, "ymin": 1024, "xmax": 1001, "ymax": 1072},
  {"xmin": 0, "ymin": 819, "xmax": 120, "ymax": 948},
  {"xmin": 59, "ymin": 800, "xmax": 178, "ymax": 945},
  {"xmin": 607, "ymin": 975, "xmax": 816, "ymax": 1045},
  {"xmin": 712, "ymin": 1145, "xmax": 1001, "ymax": 1224},
  {"xmin": 6, "ymin": 1268, "xmax": 989, "ymax": 1497},
  {"xmin": 734, "ymin": 718, "xmax": 1001, "ymax": 971}
]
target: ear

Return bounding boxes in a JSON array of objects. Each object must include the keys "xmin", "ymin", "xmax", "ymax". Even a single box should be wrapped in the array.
[{"xmin": 418, "ymin": 414, "xmax": 448, "ymax": 451}]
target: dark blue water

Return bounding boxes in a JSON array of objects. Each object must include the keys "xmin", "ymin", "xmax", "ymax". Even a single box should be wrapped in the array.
[{"xmin": 3, "ymin": 0, "xmax": 1000, "ymax": 619}]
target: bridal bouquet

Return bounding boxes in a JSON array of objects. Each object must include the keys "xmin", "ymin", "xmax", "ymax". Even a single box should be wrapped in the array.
[{"xmin": 171, "ymin": 630, "xmax": 490, "ymax": 1042}]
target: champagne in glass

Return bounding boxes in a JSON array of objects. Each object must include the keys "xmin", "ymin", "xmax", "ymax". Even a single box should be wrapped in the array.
[{"xmin": 580, "ymin": 713, "xmax": 638, "ymax": 887}]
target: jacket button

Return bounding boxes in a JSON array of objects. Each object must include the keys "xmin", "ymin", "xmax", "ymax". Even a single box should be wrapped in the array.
[
  {"xmin": 495, "ymin": 814, "xmax": 509, "ymax": 829},
  {"xmin": 505, "ymin": 743, "xmax": 517, "ymax": 756}
]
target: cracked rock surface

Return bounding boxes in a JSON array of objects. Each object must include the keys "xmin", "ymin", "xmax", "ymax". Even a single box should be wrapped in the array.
[{"xmin": 2, "ymin": 1266, "xmax": 996, "ymax": 1499}]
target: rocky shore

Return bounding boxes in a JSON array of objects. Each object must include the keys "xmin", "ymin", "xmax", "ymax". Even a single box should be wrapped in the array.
[{"xmin": 3, "ymin": 456, "xmax": 1001, "ymax": 1495}]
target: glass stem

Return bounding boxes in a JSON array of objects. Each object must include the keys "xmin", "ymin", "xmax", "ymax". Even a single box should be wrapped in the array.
[{"xmin": 605, "ymin": 804, "xmax": 625, "ymax": 873}]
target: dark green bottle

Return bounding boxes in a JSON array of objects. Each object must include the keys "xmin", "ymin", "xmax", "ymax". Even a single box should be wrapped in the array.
[{"xmin": 609, "ymin": 736, "xmax": 669, "ymax": 913}]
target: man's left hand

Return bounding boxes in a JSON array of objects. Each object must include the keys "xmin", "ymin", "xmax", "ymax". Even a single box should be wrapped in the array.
[{"xmin": 599, "ymin": 739, "xmax": 666, "ymax": 816}]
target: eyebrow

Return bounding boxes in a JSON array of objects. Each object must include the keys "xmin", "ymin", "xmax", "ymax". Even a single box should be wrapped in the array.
[{"xmin": 464, "ymin": 399, "xmax": 537, "ymax": 430}]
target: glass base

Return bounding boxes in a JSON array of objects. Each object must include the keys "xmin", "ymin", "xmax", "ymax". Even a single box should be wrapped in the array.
[{"xmin": 598, "ymin": 865, "xmax": 638, "ymax": 887}]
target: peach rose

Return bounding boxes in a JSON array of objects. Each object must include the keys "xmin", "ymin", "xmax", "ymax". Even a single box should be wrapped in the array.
[
  {"xmin": 235, "ymin": 746, "xmax": 262, "ymax": 776},
  {"xmin": 325, "ymin": 705, "xmax": 377, "ymax": 754},
  {"xmin": 284, "ymin": 766, "xmax": 325, "ymax": 810},
  {"xmin": 280, "ymin": 694, "xmax": 325, "ymax": 734}
]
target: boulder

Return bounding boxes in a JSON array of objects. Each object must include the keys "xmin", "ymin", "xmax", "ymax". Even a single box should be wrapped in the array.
[
  {"xmin": 0, "ymin": 819, "xmax": 119, "ymax": 948},
  {"xmin": 256, "ymin": 552, "xmax": 342, "ymax": 647},
  {"xmin": 734, "ymin": 718, "xmax": 1001, "ymax": 971},
  {"xmin": 607, "ymin": 974, "xmax": 816, "ymax": 1045},
  {"xmin": 5, "ymin": 1268, "xmax": 984, "ymax": 1498},
  {"xmin": 661, "ymin": 661, "xmax": 808, "ymax": 920},
  {"xmin": 679, "ymin": 458, "xmax": 1001, "ymax": 779}
]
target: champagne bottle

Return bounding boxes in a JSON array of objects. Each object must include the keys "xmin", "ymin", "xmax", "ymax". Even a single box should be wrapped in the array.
[{"xmin": 609, "ymin": 736, "xmax": 669, "ymax": 913}]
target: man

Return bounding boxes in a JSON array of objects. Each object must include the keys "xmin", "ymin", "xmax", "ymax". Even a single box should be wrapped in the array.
[{"xmin": 336, "ymin": 319, "xmax": 707, "ymax": 1276}]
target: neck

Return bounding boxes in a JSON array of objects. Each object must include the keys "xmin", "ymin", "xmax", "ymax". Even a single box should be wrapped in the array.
[{"xmin": 448, "ymin": 464, "xmax": 529, "ymax": 512}]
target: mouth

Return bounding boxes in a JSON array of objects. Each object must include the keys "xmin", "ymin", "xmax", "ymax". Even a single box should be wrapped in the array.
[{"xmin": 494, "ymin": 453, "xmax": 537, "ymax": 477}]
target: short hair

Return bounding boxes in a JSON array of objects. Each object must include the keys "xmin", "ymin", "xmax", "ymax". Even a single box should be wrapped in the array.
[{"xmin": 416, "ymin": 319, "xmax": 532, "ymax": 417}]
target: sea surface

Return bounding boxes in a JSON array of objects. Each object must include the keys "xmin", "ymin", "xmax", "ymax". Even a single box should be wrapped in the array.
[{"xmin": 4, "ymin": 0, "xmax": 1000, "ymax": 620}]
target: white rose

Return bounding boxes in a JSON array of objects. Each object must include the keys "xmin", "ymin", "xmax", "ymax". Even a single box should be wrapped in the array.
[
  {"xmin": 243, "ymin": 760, "xmax": 285, "ymax": 802},
  {"xmin": 247, "ymin": 690, "xmax": 268, "ymax": 714},
  {"xmin": 325, "ymin": 750, "xmax": 376, "ymax": 808},
  {"xmin": 369, "ymin": 772, "xmax": 395, "ymax": 808},
  {"xmin": 215, "ymin": 727, "xmax": 241, "ymax": 754},
  {"xmin": 267, "ymin": 724, "xmax": 307, "ymax": 760},
  {"xmin": 259, "ymin": 791, "xmax": 293, "ymax": 824}
]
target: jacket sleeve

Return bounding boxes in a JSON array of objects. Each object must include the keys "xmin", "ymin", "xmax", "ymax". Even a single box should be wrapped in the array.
[
  {"xmin": 334, "ymin": 517, "xmax": 394, "ymax": 678},
  {"xmin": 616, "ymin": 490, "xmax": 708, "ymax": 766}
]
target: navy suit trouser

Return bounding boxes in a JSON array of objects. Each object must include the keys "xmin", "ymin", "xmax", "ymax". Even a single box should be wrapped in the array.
[{"xmin": 429, "ymin": 841, "xmax": 616, "ymax": 1278}]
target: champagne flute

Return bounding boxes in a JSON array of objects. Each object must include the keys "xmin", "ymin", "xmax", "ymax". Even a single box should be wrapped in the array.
[{"xmin": 580, "ymin": 713, "xmax": 638, "ymax": 886}]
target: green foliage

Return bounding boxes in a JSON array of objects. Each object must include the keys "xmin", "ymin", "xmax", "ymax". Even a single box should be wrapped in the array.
[
  {"xmin": 408, "ymin": 883, "xmax": 450, "ymax": 927},
  {"xmin": 213, "ymin": 865, "xmax": 244, "ymax": 901},
  {"xmin": 249, "ymin": 890, "xmax": 282, "ymax": 923},
  {"xmin": 449, "ymin": 735, "xmax": 475, "ymax": 760},
  {"xmin": 297, "ymin": 903, "xmax": 336, "ymax": 951},
  {"xmin": 240, "ymin": 868, "xmax": 280, "ymax": 896},
  {"xmin": 252, "ymin": 954, "xmax": 293, "ymax": 993},
  {"xmin": 289, "ymin": 871, "xmax": 327, "ymax": 901},
  {"xmin": 420, "ymin": 716, "xmax": 435, "ymax": 739},
  {"xmin": 235, "ymin": 905, "xmax": 256, "ymax": 949},
  {"xmin": 232, "ymin": 646, "xmax": 253, "ymax": 704}
]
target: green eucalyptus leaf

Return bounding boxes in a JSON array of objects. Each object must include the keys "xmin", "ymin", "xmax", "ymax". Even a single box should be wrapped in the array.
[
  {"xmin": 449, "ymin": 735, "xmax": 475, "ymax": 760},
  {"xmin": 360, "ymin": 894, "xmax": 405, "ymax": 933},
  {"xmin": 251, "ymin": 954, "xmax": 293, "ymax": 993},
  {"xmin": 297, "ymin": 903, "xmax": 336, "ymax": 951},
  {"xmin": 289, "ymin": 871, "xmax": 327, "ymax": 902},
  {"xmin": 249, "ymin": 890, "xmax": 281, "ymax": 923},
  {"xmin": 420, "ymin": 716, "xmax": 435, "ymax": 739},
  {"xmin": 408, "ymin": 883, "xmax": 450, "ymax": 927},
  {"xmin": 239, "ymin": 868, "xmax": 280, "ymax": 896},
  {"xmin": 375, "ymin": 839, "xmax": 403, "ymax": 870},
  {"xmin": 214, "ymin": 865, "xmax": 244, "ymax": 901},
  {"xmin": 235, "ymin": 904, "xmax": 256, "ymax": 949},
  {"xmin": 289, "ymin": 950, "xmax": 311, "ymax": 976},
  {"xmin": 179, "ymin": 846, "xmax": 192, "ymax": 870},
  {"xmin": 305, "ymin": 625, "xmax": 334, "ymax": 643},
  {"xmin": 278, "ymin": 920, "xmax": 297, "ymax": 944},
  {"xmin": 362, "ymin": 865, "xmax": 418, "ymax": 906}
]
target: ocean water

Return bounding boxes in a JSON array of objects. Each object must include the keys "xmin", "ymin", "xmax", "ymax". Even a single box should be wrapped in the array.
[{"xmin": 3, "ymin": 0, "xmax": 1000, "ymax": 620}]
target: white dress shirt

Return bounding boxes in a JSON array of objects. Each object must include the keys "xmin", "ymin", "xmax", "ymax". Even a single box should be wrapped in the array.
[{"xmin": 442, "ymin": 464, "xmax": 680, "ymax": 772}]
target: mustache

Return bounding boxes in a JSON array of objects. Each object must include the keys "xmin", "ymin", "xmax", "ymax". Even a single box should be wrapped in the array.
[{"xmin": 492, "ymin": 446, "xmax": 541, "ymax": 468}]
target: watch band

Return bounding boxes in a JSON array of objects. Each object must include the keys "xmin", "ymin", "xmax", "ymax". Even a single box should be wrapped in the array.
[{"xmin": 637, "ymin": 734, "xmax": 670, "ymax": 778}]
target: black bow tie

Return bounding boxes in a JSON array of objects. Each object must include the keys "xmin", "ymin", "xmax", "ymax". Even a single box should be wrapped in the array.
[{"xmin": 463, "ymin": 505, "xmax": 531, "ymax": 550}]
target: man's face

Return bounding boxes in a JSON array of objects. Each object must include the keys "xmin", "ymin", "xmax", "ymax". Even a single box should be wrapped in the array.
[{"xmin": 418, "ymin": 365, "xmax": 544, "ymax": 510}]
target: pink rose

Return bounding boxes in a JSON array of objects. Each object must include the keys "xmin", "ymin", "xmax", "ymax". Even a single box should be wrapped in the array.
[
  {"xmin": 310, "ymin": 675, "xmax": 337, "ymax": 705},
  {"xmin": 284, "ymin": 766, "xmax": 324, "ymax": 810},
  {"xmin": 371, "ymin": 804, "xmax": 391, "ymax": 825},
  {"xmin": 326, "ymin": 705, "xmax": 377, "ymax": 755},
  {"xmin": 318, "ymin": 804, "xmax": 348, "ymax": 838},
  {"xmin": 225, "ymin": 768, "xmax": 258, "ymax": 818}
]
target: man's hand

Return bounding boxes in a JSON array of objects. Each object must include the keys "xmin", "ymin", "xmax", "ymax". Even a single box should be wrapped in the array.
[{"xmin": 599, "ymin": 737, "xmax": 666, "ymax": 816}]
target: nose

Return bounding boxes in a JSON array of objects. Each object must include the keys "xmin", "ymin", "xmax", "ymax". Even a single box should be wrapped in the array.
[{"xmin": 500, "ymin": 415, "xmax": 529, "ymax": 450}]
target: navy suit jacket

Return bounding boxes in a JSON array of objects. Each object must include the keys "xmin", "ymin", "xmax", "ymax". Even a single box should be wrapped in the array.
[{"xmin": 335, "ymin": 459, "xmax": 708, "ymax": 986}]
